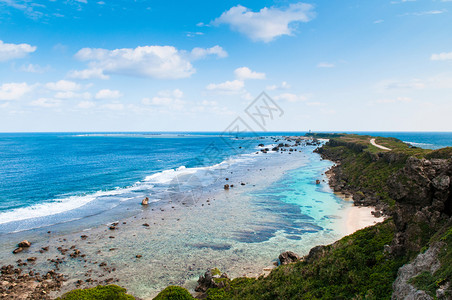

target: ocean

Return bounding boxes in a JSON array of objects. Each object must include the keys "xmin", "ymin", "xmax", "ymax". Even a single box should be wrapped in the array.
[{"xmin": 0, "ymin": 131, "xmax": 451, "ymax": 298}]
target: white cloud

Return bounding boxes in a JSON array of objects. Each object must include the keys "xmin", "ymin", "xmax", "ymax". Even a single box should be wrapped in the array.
[
  {"xmin": 378, "ymin": 79, "xmax": 425, "ymax": 90},
  {"xmin": 30, "ymin": 98, "xmax": 61, "ymax": 108},
  {"xmin": 266, "ymin": 81, "xmax": 291, "ymax": 90},
  {"xmin": 376, "ymin": 97, "xmax": 412, "ymax": 104},
  {"xmin": 72, "ymin": 45, "xmax": 227, "ymax": 80},
  {"xmin": 54, "ymin": 91, "xmax": 91, "ymax": 100},
  {"xmin": 0, "ymin": 82, "xmax": 33, "ymax": 101},
  {"xmin": 234, "ymin": 67, "xmax": 266, "ymax": 80},
  {"xmin": 213, "ymin": 3, "xmax": 315, "ymax": 42},
  {"xmin": 102, "ymin": 102, "xmax": 124, "ymax": 111},
  {"xmin": 190, "ymin": 45, "xmax": 228, "ymax": 59},
  {"xmin": 95, "ymin": 89, "xmax": 123, "ymax": 99},
  {"xmin": 77, "ymin": 101, "xmax": 96, "ymax": 109},
  {"xmin": 142, "ymin": 89, "xmax": 185, "ymax": 110},
  {"xmin": 0, "ymin": 40, "xmax": 36, "ymax": 62},
  {"xmin": 274, "ymin": 93, "xmax": 307, "ymax": 102},
  {"xmin": 45, "ymin": 80, "xmax": 81, "ymax": 92},
  {"xmin": 431, "ymin": 52, "xmax": 452, "ymax": 61},
  {"xmin": 19, "ymin": 63, "xmax": 50, "ymax": 73},
  {"xmin": 206, "ymin": 80, "xmax": 245, "ymax": 92},
  {"xmin": 317, "ymin": 62, "xmax": 335, "ymax": 68},
  {"xmin": 68, "ymin": 68, "xmax": 109, "ymax": 80}
]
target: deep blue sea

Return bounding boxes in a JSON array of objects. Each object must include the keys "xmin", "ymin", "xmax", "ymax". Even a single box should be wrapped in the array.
[{"xmin": 0, "ymin": 132, "xmax": 451, "ymax": 235}]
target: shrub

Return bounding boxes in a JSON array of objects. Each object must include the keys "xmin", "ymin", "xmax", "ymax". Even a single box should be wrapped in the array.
[
  {"xmin": 56, "ymin": 284, "xmax": 135, "ymax": 300},
  {"xmin": 153, "ymin": 286, "xmax": 194, "ymax": 300}
]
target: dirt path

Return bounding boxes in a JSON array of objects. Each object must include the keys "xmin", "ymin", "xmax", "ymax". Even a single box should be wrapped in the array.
[{"xmin": 370, "ymin": 138, "xmax": 391, "ymax": 151}]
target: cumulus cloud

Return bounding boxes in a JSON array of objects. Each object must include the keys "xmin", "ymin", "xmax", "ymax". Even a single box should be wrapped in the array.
[
  {"xmin": 30, "ymin": 98, "xmax": 61, "ymax": 108},
  {"xmin": 142, "ymin": 89, "xmax": 185, "ymax": 110},
  {"xmin": 273, "ymin": 93, "xmax": 307, "ymax": 102},
  {"xmin": 54, "ymin": 91, "xmax": 91, "ymax": 100},
  {"xmin": 0, "ymin": 40, "xmax": 36, "ymax": 62},
  {"xmin": 45, "ymin": 80, "xmax": 81, "ymax": 92},
  {"xmin": 71, "ymin": 45, "xmax": 227, "ymax": 80},
  {"xmin": 206, "ymin": 80, "xmax": 245, "ymax": 92},
  {"xmin": 190, "ymin": 45, "xmax": 228, "ymax": 60},
  {"xmin": 431, "ymin": 52, "xmax": 452, "ymax": 61},
  {"xmin": 0, "ymin": 82, "xmax": 33, "ymax": 101},
  {"xmin": 234, "ymin": 67, "xmax": 266, "ymax": 80},
  {"xmin": 19, "ymin": 63, "xmax": 50, "ymax": 73},
  {"xmin": 68, "ymin": 68, "xmax": 109, "ymax": 80},
  {"xmin": 95, "ymin": 89, "xmax": 123, "ymax": 99},
  {"xmin": 266, "ymin": 81, "xmax": 291, "ymax": 90},
  {"xmin": 213, "ymin": 3, "xmax": 315, "ymax": 42}
]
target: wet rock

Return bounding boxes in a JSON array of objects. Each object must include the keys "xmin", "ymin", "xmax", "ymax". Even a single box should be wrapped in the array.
[
  {"xmin": 18, "ymin": 240, "xmax": 31, "ymax": 248},
  {"xmin": 136, "ymin": 255, "xmax": 142, "ymax": 258},
  {"xmin": 143, "ymin": 223, "xmax": 150, "ymax": 227},
  {"xmin": 141, "ymin": 197, "xmax": 149, "ymax": 205},
  {"xmin": 13, "ymin": 247, "xmax": 23, "ymax": 254},
  {"xmin": 80, "ymin": 235, "xmax": 88, "ymax": 240},
  {"xmin": 316, "ymin": 179, "xmax": 320, "ymax": 185},
  {"xmin": 278, "ymin": 251, "xmax": 301, "ymax": 265},
  {"xmin": 224, "ymin": 184, "xmax": 230, "ymax": 190},
  {"xmin": 27, "ymin": 257, "xmax": 37, "ymax": 262}
]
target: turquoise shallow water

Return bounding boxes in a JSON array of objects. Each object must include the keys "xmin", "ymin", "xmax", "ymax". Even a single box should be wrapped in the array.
[{"xmin": 0, "ymin": 132, "xmax": 450, "ymax": 298}]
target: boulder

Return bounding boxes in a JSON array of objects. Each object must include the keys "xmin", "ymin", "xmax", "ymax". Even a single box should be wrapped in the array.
[
  {"xmin": 12, "ymin": 247, "xmax": 23, "ymax": 254},
  {"xmin": 18, "ymin": 240, "xmax": 31, "ymax": 248},
  {"xmin": 195, "ymin": 268, "xmax": 229, "ymax": 293},
  {"xmin": 141, "ymin": 197, "xmax": 149, "ymax": 205},
  {"xmin": 278, "ymin": 251, "xmax": 301, "ymax": 265}
]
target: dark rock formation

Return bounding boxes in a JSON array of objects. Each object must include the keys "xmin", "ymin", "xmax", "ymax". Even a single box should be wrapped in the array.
[
  {"xmin": 195, "ymin": 268, "xmax": 229, "ymax": 293},
  {"xmin": 278, "ymin": 251, "xmax": 301, "ymax": 265}
]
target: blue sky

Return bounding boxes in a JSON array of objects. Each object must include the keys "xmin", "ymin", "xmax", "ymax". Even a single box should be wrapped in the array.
[{"xmin": 0, "ymin": 0, "xmax": 451, "ymax": 132}]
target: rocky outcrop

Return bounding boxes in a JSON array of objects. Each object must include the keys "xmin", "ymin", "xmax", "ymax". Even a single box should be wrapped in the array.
[
  {"xmin": 392, "ymin": 242, "xmax": 444, "ymax": 300},
  {"xmin": 388, "ymin": 157, "xmax": 452, "ymax": 255},
  {"xmin": 278, "ymin": 251, "xmax": 301, "ymax": 265},
  {"xmin": 195, "ymin": 268, "xmax": 229, "ymax": 293}
]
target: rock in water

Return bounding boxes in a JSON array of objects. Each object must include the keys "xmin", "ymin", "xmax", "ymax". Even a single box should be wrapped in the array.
[
  {"xmin": 316, "ymin": 179, "xmax": 321, "ymax": 185},
  {"xmin": 141, "ymin": 197, "xmax": 149, "ymax": 205},
  {"xmin": 278, "ymin": 251, "xmax": 301, "ymax": 265},
  {"xmin": 12, "ymin": 247, "xmax": 23, "ymax": 254},
  {"xmin": 224, "ymin": 184, "xmax": 229, "ymax": 190},
  {"xmin": 18, "ymin": 240, "xmax": 31, "ymax": 248}
]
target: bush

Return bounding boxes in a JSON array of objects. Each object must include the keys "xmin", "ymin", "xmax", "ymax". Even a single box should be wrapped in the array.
[
  {"xmin": 56, "ymin": 284, "xmax": 135, "ymax": 300},
  {"xmin": 153, "ymin": 286, "xmax": 194, "ymax": 300}
]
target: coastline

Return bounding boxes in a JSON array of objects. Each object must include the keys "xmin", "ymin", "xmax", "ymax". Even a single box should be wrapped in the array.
[{"xmin": 0, "ymin": 138, "xmax": 383, "ymax": 299}]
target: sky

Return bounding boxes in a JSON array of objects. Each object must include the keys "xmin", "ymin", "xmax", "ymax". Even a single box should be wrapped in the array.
[{"xmin": 0, "ymin": 0, "xmax": 452, "ymax": 132}]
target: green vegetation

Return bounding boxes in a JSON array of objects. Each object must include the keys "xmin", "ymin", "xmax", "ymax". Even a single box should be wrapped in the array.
[
  {"xmin": 411, "ymin": 226, "xmax": 452, "ymax": 299},
  {"xmin": 204, "ymin": 220, "xmax": 407, "ymax": 300},
  {"xmin": 56, "ymin": 285, "xmax": 135, "ymax": 300},
  {"xmin": 153, "ymin": 286, "xmax": 195, "ymax": 300}
]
